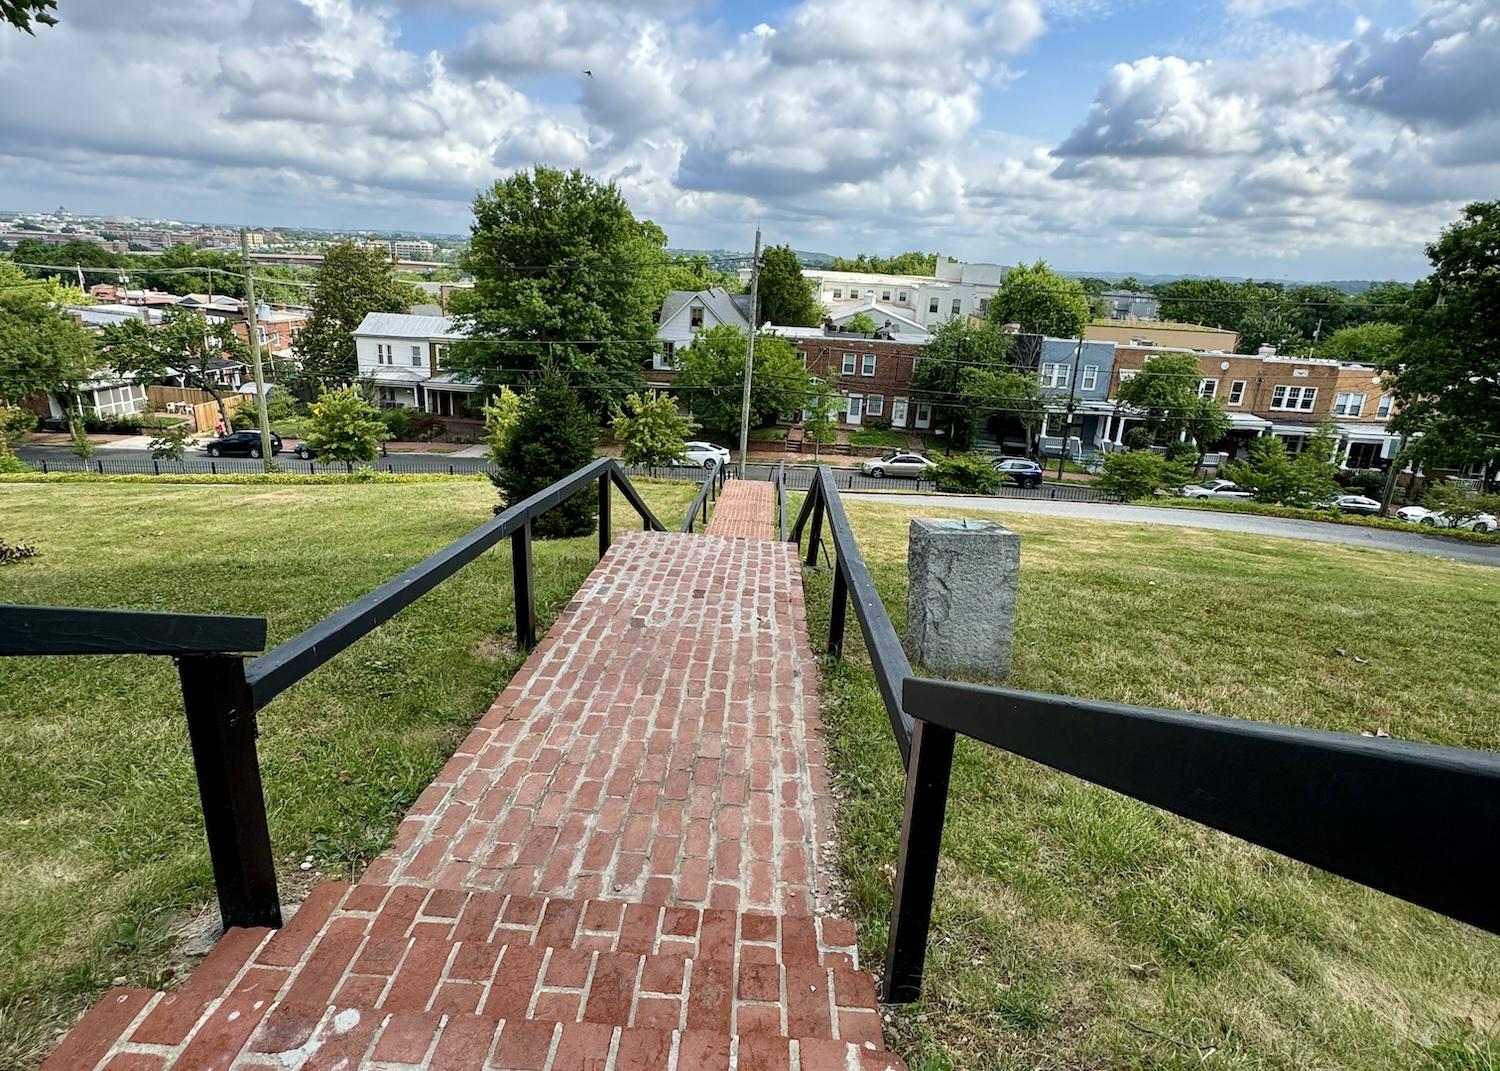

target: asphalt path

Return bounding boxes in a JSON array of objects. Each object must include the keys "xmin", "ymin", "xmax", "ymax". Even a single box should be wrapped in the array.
[{"xmin": 845, "ymin": 492, "xmax": 1500, "ymax": 568}]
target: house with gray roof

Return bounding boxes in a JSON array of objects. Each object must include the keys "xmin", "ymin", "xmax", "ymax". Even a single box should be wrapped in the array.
[
  {"xmin": 651, "ymin": 288, "xmax": 753, "ymax": 379},
  {"xmin": 352, "ymin": 311, "xmax": 474, "ymax": 418}
]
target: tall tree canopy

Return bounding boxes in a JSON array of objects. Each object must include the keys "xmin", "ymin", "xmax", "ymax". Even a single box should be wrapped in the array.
[
  {"xmin": 1382, "ymin": 200, "xmax": 1500, "ymax": 471},
  {"xmin": 673, "ymin": 325, "xmax": 811, "ymax": 434},
  {"xmin": 449, "ymin": 167, "xmax": 666, "ymax": 410},
  {"xmin": 1317, "ymin": 321, "xmax": 1404, "ymax": 365},
  {"xmin": 660, "ymin": 254, "xmax": 742, "ymax": 294},
  {"xmin": 756, "ymin": 246, "xmax": 822, "ymax": 327},
  {"xmin": 986, "ymin": 261, "xmax": 1091, "ymax": 339},
  {"xmin": 99, "ymin": 308, "xmax": 248, "ymax": 429},
  {"xmin": 910, "ymin": 318, "xmax": 1033, "ymax": 451},
  {"xmin": 828, "ymin": 251, "xmax": 938, "ymax": 275},
  {"xmin": 1113, "ymin": 350, "xmax": 1228, "ymax": 460},
  {"xmin": 295, "ymin": 240, "xmax": 421, "ymax": 382},
  {"xmin": 0, "ymin": 260, "xmax": 95, "ymax": 403}
]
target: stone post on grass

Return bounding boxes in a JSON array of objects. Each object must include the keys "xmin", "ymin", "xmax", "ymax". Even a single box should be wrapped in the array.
[{"xmin": 905, "ymin": 518, "xmax": 1020, "ymax": 679}]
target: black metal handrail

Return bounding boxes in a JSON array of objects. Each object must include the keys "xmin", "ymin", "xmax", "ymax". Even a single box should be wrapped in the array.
[
  {"xmin": 775, "ymin": 461, "xmax": 788, "ymax": 542},
  {"xmin": 681, "ymin": 467, "xmax": 717, "ymax": 533},
  {"xmin": 792, "ymin": 463, "xmax": 1500, "ymax": 1004},
  {"xmin": 1, "ymin": 458, "xmax": 666, "ymax": 933}
]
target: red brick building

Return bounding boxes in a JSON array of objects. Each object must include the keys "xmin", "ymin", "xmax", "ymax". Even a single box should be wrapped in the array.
[{"xmin": 766, "ymin": 325, "xmax": 933, "ymax": 430}]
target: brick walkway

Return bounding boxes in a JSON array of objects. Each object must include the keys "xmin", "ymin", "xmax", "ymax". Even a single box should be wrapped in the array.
[
  {"xmin": 47, "ymin": 494, "xmax": 905, "ymax": 1069},
  {"xmin": 705, "ymin": 480, "xmax": 777, "ymax": 541}
]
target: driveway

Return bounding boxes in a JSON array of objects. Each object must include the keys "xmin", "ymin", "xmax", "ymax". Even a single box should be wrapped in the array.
[{"xmin": 844, "ymin": 493, "xmax": 1500, "ymax": 568}]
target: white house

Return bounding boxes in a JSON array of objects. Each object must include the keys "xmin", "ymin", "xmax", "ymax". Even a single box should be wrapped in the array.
[
  {"xmin": 742, "ymin": 256, "xmax": 1006, "ymax": 331},
  {"xmin": 352, "ymin": 312, "xmax": 474, "ymax": 417},
  {"xmin": 824, "ymin": 300, "xmax": 931, "ymax": 341},
  {"xmin": 653, "ymin": 288, "xmax": 753, "ymax": 370}
]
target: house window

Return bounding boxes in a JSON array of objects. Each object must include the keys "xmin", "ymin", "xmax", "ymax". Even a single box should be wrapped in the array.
[
  {"xmin": 1228, "ymin": 380, "xmax": 1246, "ymax": 406},
  {"xmin": 862, "ymin": 353, "xmax": 876, "ymax": 376},
  {"xmin": 898, "ymin": 290, "xmax": 908, "ymax": 303},
  {"xmin": 378, "ymin": 386, "xmax": 397, "ymax": 404},
  {"xmin": 929, "ymin": 297, "xmax": 939, "ymax": 314},
  {"xmin": 411, "ymin": 344, "xmax": 423, "ymax": 367},
  {"xmin": 1198, "ymin": 378, "xmax": 1218, "ymax": 399},
  {"xmin": 1042, "ymin": 363, "xmax": 1069, "ymax": 389},
  {"xmin": 653, "ymin": 341, "xmax": 677, "ymax": 371},
  {"xmin": 914, "ymin": 401, "xmax": 932, "ymax": 429},
  {"xmin": 1117, "ymin": 369, "xmax": 1138, "ymax": 384},
  {"xmin": 842, "ymin": 351, "xmax": 857, "ymax": 375},
  {"xmin": 881, "ymin": 290, "xmax": 892, "ymax": 301},
  {"xmin": 434, "ymin": 344, "xmax": 448, "ymax": 369},
  {"xmin": 845, "ymin": 394, "xmax": 863, "ymax": 424},
  {"xmin": 866, "ymin": 393, "xmax": 884, "ymax": 417},
  {"xmin": 690, "ymin": 305, "xmax": 704, "ymax": 329},
  {"xmin": 1271, "ymin": 385, "xmax": 1318, "ymax": 411},
  {"xmin": 951, "ymin": 299, "xmax": 962, "ymax": 316},
  {"xmin": 1334, "ymin": 391, "xmax": 1366, "ymax": 417},
  {"xmin": 1081, "ymin": 365, "xmax": 1098, "ymax": 391},
  {"xmin": 832, "ymin": 288, "xmax": 843, "ymax": 300},
  {"xmin": 1376, "ymin": 394, "xmax": 1393, "ymax": 419}
]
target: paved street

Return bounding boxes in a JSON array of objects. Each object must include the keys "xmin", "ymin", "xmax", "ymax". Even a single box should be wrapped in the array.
[{"xmin": 846, "ymin": 493, "xmax": 1500, "ymax": 568}]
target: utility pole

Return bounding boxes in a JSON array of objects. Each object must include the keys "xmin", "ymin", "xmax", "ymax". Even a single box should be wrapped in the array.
[
  {"xmin": 240, "ymin": 229, "xmax": 275, "ymax": 470},
  {"xmin": 737, "ymin": 227, "xmax": 762, "ymax": 479},
  {"xmin": 1057, "ymin": 334, "xmax": 1085, "ymax": 480}
]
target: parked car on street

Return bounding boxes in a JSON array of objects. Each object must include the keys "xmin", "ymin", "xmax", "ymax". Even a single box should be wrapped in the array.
[
  {"xmin": 860, "ymin": 452, "xmax": 934, "ymax": 478},
  {"xmin": 990, "ymin": 457, "xmax": 1044, "ymax": 489},
  {"xmin": 1181, "ymin": 479, "xmax": 1253, "ymax": 499},
  {"xmin": 204, "ymin": 431, "xmax": 282, "ymax": 458},
  {"xmin": 679, "ymin": 441, "xmax": 731, "ymax": 468},
  {"xmin": 1330, "ymin": 494, "xmax": 1384, "ymax": 516},
  {"xmin": 1396, "ymin": 506, "xmax": 1497, "ymax": 532}
]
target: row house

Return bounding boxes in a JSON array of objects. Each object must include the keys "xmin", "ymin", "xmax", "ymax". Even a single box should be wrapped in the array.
[
  {"xmin": 351, "ymin": 312, "xmax": 476, "ymax": 420},
  {"xmin": 764, "ymin": 325, "xmax": 932, "ymax": 431}
]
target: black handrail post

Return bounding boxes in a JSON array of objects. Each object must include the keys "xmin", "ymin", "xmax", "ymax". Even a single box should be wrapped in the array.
[
  {"xmin": 512, "ymin": 520, "xmax": 537, "ymax": 650},
  {"xmin": 828, "ymin": 566, "xmax": 848, "ymax": 657},
  {"xmin": 598, "ymin": 473, "xmax": 612, "ymax": 559},
  {"xmin": 176, "ymin": 653, "xmax": 282, "ymax": 931},
  {"xmin": 882, "ymin": 719, "xmax": 956, "ymax": 1003},
  {"xmin": 804, "ymin": 493, "xmax": 825, "ymax": 568}
]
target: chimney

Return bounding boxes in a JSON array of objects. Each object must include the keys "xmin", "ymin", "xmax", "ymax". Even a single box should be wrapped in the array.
[{"xmin": 1258, "ymin": 343, "xmax": 1277, "ymax": 357}]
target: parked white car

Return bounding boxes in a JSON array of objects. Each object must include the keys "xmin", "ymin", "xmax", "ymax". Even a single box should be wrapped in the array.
[
  {"xmin": 1181, "ymin": 479, "xmax": 1254, "ymax": 500},
  {"xmin": 860, "ymin": 452, "xmax": 934, "ymax": 478},
  {"xmin": 679, "ymin": 441, "xmax": 731, "ymax": 468},
  {"xmin": 1396, "ymin": 506, "xmax": 1497, "ymax": 532}
]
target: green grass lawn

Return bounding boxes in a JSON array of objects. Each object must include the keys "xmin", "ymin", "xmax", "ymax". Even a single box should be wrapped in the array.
[
  {"xmin": 803, "ymin": 497, "xmax": 1500, "ymax": 1071},
  {"xmin": 0, "ymin": 478, "xmax": 694, "ymax": 1069},
  {"xmin": 848, "ymin": 427, "xmax": 912, "ymax": 449}
]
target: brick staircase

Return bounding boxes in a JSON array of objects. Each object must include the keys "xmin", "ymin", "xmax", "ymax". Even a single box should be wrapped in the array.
[{"xmin": 44, "ymin": 512, "xmax": 906, "ymax": 1070}]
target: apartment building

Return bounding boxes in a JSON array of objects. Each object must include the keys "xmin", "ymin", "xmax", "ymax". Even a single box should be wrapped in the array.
[
  {"xmin": 1100, "ymin": 290, "xmax": 1160, "ymax": 321},
  {"xmin": 740, "ymin": 256, "xmax": 1006, "ymax": 330}
]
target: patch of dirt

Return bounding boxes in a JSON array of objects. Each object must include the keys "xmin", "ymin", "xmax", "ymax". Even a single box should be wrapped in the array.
[{"xmin": 471, "ymin": 633, "xmax": 519, "ymax": 662}]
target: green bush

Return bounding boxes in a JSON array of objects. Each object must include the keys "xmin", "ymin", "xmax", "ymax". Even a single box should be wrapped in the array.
[
  {"xmin": 930, "ymin": 453, "xmax": 1002, "ymax": 494},
  {"xmin": 1336, "ymin": 468, "xmax": 1385, "ymax": 497},
  {"xmin": 493, "ymin": 372, "xmax": 598, "ymax": 537},
  {"xmin": 380, "ymin": 407, "xmax": 411, "ymax": 440},
  {"xmin": 81, "ymin": 413, "xmax": 144, "ymax": 434},
  {"xmin": 1097, "ymin": 449, "xmax": 1192, "ymax": 500},
  {"xmin": 1223, "ymin": 432, "xmax": 1340, "ymax": 506},
  {"xmin": 406, "ymin": 411, "xmax": 446, "ymax": 442}
]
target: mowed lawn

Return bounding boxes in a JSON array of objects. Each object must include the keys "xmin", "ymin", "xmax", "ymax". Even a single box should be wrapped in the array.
[
  {"xmin": 0, "ymin": 479, "xmax": 694, "ymax": 1070},
  {"xmin": 803, "ymin": 498, "xmax": 1500, "ymax": 1071}
]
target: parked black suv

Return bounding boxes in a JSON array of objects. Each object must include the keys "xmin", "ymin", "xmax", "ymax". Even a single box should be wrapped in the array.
[{"xmin": 204, "ymin": 431, "xmax": 283, "ymax": 458}]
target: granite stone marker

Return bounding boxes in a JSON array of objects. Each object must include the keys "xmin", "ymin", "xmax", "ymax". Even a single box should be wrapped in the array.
[{"xmin": 905, "ymin": 518, "xmax": 1019, "ymax": 678}]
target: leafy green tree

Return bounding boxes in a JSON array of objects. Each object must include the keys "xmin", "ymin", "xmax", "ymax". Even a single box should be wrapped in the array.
[
  {"xmin": 451, "ymin": 167, "xmax": 666, "ymax": 409},
  {"xmin": 0, "ymin": 404, "xmax": 36, "ymax": 466},
  {"xmin": 98, "ymin": 308, "xmax": 246, "ymax": 431},
  {"xmin": 68, "ymin": 412, "xmax": 93, "ymax": 460},
  {"xmin": 930, "ymin": 454, "xmax": 1001, "ymax": 494},
  {"xmin": 494, "ymin": 373, "xmax": 598, "ymax": 537},
  {"xmin": 910, "ymin": 318, "xmax": 1015, "ymax": 450},
  {"xmin": 757, "ymin": 246, "xmax": 822, "ymax": 327},
  {"xmin": 661, "ymin": 255, "xmax": 742, "ymax": 294},
  {"xmin": 1422, "ymin": 482, "xmax": 1500, "ymax": 528},
  {"xmin": 0, "ymin": 260, "xmax": 96, "ymax": 404},
  {"xmin": 829, "ymin": 252, "xmax": 938, "ymax": 275},
  {"xmin": 963, "ymin": 363, "xmax": 1049, "ymax": 457},
  {"xmin": 612, "ymin": 392, "xmax": 696, "ymax": 467},
  {"xmin": 295, "ymin": 241, "xmax": 422, "ymax": 381},
  {"xmin": 986, "ymin": 261, "xmax": 1090, "ymax": 338},
  {"xmin": 1183, "ymin": 398, "xmax": 1232, "ymax": 469},
  {"xmin": 1381, "ymin": 201, "xmax": 1500, "ymax": 473},
  {"xmin": 1097, "ymin": 450, "xmax": 1192, "ymax": 500},
  {"xmin": 3, "ymin": 0, "xmax": 57, "ymax": 34},
  {"xmin": 1318, "ymin": 322, "xmax": 1403, "ymax": 365},
  {"xmin": 674, "ymin": 326, "xmax": 811, "ymax": 435},
  {"xmin": 802, "ymin": 378, "xmax": 839, "ymax": 461},
  {"xmin": 843, "ymin": 312, "xmax": 877, "ymax": 333},
  {"xmin": 305, "ymin": 387, "xmax": 386, "ymax": 465},
  {"xmin": 1153, "ymin": 277, "xmax": 1247, "ymax": 331},
  {"xmin": 1237, "ymin": 302, "xmax": 1302, "ymax": 353},
  {"xmin": 148, "ymin": 425, "xmax": 197, "ymax": 462},
  {"xmin": 1114, "ymin": 351, "xmax": 1229, "ymax": 466},
  {"xmin": 482, "ymin": 386, "xmax": 524, "ymax": 464},
  {"xmin": 1223, "ymin": 428, "xmax": 1340, "ymax": 506}
]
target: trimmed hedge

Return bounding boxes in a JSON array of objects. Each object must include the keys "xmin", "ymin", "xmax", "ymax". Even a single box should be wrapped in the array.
[
  {"xmin": 0, "ymin": 470, "xmax": 486, "ymax": 486},
  {"xmin": 1151, "ymin": 496, "xmax": 1500, "ymax": 547}
]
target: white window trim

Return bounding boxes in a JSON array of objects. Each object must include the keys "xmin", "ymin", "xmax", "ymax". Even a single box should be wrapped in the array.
[
  {"xmin": 841, "ymin": 351, "xmax": 857, "ymax": 375},
  {"xmin": 1081, "ymin": 365, "xmax": 1098, "ymax": 391},
  {"xmin": 1376, "ymin": 395, "xmax": 1393, "ymax": 418},
  {"xmin": 866, "ymin": 393, "xmax": 884, "ymax": 417},
  {"xmin": 1270, "ymin": 385, "xmax": 1318, "ymax": 412},
  {"xmin": 845, "ymin": 393, "xmax": 863, "ymax": 424},
  {"xmin": 861, "ymin": 353, "xmax": 876, "ymax": 377},
  {"xmin": 1227, "ymin": 380, "xmax": 1246, "ymax": 406},
  {"xmin": 1334, "ymin": 392, "xmax": 1366, "ymax": 418},
  {"xmin": 1198, "ymin": 378, "xmax": 1218, "ymax": 399}
]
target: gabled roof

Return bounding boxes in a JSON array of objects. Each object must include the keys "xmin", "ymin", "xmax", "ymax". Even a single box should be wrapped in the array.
[
  {"xmin": 826, "ymin": 300, "xmax": 929, "ymax": 337},
  {"xmin": 657, "ymin": 288, "xmax": 752, "ymax": 331},
  {"xmin": 353, "ymin": 312, "xmax": 465, "ymax": 340}
]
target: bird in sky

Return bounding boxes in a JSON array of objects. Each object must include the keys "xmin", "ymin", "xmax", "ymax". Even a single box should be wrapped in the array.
[{"xmin": 583, "ymin": 69, "xmax": 593, "ymax": 77}]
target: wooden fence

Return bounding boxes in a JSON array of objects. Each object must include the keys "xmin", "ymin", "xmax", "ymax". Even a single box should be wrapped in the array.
[{"xmin": 146, "ymin": 386, "xmax": 241, "ymax": 433}]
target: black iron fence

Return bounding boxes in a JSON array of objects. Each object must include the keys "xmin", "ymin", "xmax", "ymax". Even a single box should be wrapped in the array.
[
  {"xmin": 792, "ymin": 464, "xmax": 1500, "ymax": 1003},
  {"xmin": 0, "ymin": 458, "xmax": 665, "ymax": 932}
]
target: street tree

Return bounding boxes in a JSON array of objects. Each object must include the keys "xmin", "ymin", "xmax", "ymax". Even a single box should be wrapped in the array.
[
  {"xmin": 1381, "ymin": 200, "xmax": 1500, "ymax": 474},
  {"xmin": 910, "ymin": 318, "xmax": 1022, "ymax": 451},
  {"xmin": 1318, "ymin": 321, "xmax": 1403, "ymax": 365},
  {"xmin": 661, "ymin": 254, "xmax": 742, "ymax": 294},
  {"xmin": 305, "ymin": 387, "xmax": 387, "ymax": 465},
  {"xmin": 756, "ymin": 246, "xmax": 822, "ymax": 327},
  {"xmin": 1223, "ymin": 426, "xmax": 1341, "ymax": 506},
  {"xmin": 482, "ymin": 386, "xmax": 524, "ymax": 464},
  {"xmin": 674, "ymin": 326, "xmax": 811, "ymax": 435},
  {"xmin": 802, "ymin": 378, "xmax": 839, "ymax": 461},
  {"xmin": 612, "ymin": 392, "xmax": 696, "ymax": 468},
  {"xmin": 1114, "ymin": 351, "xmax": 1204, "ymax": 440},
  {"xmin": 986, "ymin": 261, "xmax": 1090, "ymax": 338},
  {"xmin": 296, "ymin": 241, "xmax": 422, "ymax": 381},
  {"xmin": 494, "ymin": 373, "xmax": 599, "ymax": 538},
  {"xmin": 0, "ymin": 260, "xmax": 96, "ymax": 405},
  {"xmin": 451, "ymin": 167, "xmax": 666, "ymax": 410},
  {"xmin": 98, "ymin": 308, "xmax": 247, "ymax": 431}
]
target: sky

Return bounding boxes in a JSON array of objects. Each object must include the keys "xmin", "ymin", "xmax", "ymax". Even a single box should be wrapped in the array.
[{"xmin": 0, "ymin": 0, "xmax": 1496, "ymax": 281}]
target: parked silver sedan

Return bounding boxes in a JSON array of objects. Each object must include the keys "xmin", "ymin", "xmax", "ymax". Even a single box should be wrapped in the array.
[{"xmin": 860, "ymin": 452, "xmax": 934, "ymax": 478}]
